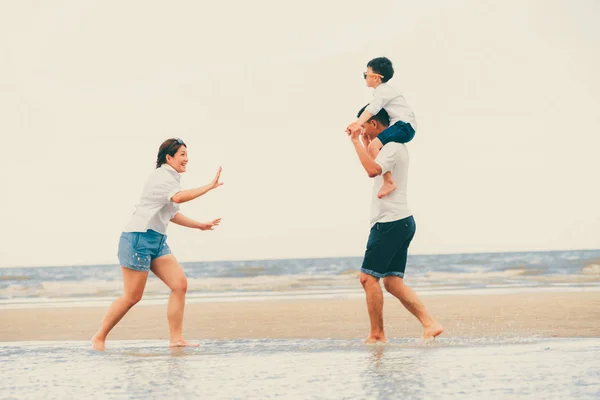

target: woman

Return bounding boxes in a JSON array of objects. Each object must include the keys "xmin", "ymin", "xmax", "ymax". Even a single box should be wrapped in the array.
[{"xmin": 92, "ymin": 138, "xmax": 223, "ymax": 351}]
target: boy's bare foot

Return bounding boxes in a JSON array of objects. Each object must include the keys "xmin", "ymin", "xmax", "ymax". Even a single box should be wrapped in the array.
[
  {"xmin": 365, "ymin": 334, "xmax": 387, "ymax": 344},
  {"xmin": 169, "ymin": 339, "xmax": 200, "ymax": 348},
  {"xmin": 377, "ymin": 182, "xmax": 397, "ymax": 199},
  {"xmin": 91, "ymin": 335, "xmax": 105, "ymax": 351},
  {"xmin": 422, "ymin": 323, "xmax": 444, "ymax": 339}
]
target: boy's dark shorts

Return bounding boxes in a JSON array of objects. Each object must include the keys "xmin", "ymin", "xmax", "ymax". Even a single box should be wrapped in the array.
[
  {"xmin": 378, "ymin": 121, "xmax": 415, "ymax": 146},
  {"xmin": 361, "ymin": 216, "xmax": 416, "ymax": 279}
]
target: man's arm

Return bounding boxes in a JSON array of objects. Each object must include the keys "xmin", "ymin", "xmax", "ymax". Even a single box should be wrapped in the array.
[
  {"xmin": 361, "ymin": 133, "xmax": 371, "ymax": 150},
  {"xmin": 346, "ymin": 110, "xmax": 374, "ymax": 135},
  {"xmin": 350, "ymin": 133, "xmax": 382, "ymax": 178}
]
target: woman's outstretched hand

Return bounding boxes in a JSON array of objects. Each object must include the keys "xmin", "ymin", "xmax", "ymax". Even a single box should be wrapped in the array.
[
  {"xmin": 210, "ymin": 167, "xmax": 224, "ymax": 190},
  {"xmin": 199, "ymin": 218, "xmax": 222, "ymax": 231}
]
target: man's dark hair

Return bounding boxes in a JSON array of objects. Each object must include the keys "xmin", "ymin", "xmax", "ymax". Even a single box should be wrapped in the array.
[
  {"xmin": 367, "ymin": 57, "xmax": 394, "ymax": 83},
  {"xmin": 357, "ymin": 105, "xmax": 390, "ymax": 127}
]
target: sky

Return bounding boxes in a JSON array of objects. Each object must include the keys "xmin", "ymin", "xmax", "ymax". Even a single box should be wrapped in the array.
[{"xmin": 0, "ymin": 0, "xmax": 599, "ymax": 267}]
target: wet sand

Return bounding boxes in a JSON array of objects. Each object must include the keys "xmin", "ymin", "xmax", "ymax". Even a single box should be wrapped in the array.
[{"xmin": 1, "ymin": 291, "xmax": 599, "ymax": 342}]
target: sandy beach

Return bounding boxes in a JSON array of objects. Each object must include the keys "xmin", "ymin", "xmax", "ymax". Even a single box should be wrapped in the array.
[{"xmin": 2, "ymin": 291, "xmax": 599, "ymax": 342}]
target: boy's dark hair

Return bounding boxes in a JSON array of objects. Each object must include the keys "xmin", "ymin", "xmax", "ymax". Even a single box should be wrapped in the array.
[
  {"xmin": 367, "ymin": 57, "xmax": 394, "ymax": 83},
  {"xmin": 357, "ymin": 105, "xmax": 390, "ymax": 127},
  {"xmin": 156, "ymin": 138, "xmax": 187, "ymax": 168}
]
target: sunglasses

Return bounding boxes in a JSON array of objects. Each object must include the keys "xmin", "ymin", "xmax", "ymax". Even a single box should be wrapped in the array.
[
  {"xmin": 173, "ymin": 138, "xmax": 184, "ymax": 145},
  {"xmin": 363, "ymin": 72, "xmax": 384, "ymax": 79}
]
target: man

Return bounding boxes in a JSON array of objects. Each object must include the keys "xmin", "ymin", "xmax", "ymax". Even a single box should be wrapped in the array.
[{"xmin": 348, "ymin": 106, "xmax": 443, "ymax": 343}]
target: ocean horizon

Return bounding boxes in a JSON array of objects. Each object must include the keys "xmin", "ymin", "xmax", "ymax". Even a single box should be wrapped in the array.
[{"xmin": 1, "ymin": 248, "xmax": 599, "ymax": 309}]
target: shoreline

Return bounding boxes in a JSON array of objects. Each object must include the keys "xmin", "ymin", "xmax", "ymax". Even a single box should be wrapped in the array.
[
  {"xmin": 1, "ymin": 284, "xmax": 599, "ymax": 309},
  {"xmin": 1, "ymin": 291, "xmax": 599, "ymax": 342}
]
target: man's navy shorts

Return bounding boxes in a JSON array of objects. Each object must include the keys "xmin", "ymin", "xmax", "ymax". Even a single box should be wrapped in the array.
[{"xmin": 361, "ymin": 216, "xmax": 416, "ymax": 279}]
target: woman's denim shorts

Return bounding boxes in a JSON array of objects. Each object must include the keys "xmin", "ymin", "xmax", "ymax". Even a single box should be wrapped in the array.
[{"xmin": 118, "ymin": 230, "xmax": 172, "ymax": 272}]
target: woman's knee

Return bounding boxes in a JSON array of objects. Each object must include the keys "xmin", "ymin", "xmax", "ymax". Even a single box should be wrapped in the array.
[
  {"xmin": 170, "ymin": 276, "xmax": 188, "ymax": 294},
  {"xmin": 124, "ymin": 292, "xmax": 143, "ymax": 307}
]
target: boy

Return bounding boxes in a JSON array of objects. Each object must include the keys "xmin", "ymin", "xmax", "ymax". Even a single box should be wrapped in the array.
[{"xmin": 346, "ymin": 57, "xmax": 417, "ymax": 198}]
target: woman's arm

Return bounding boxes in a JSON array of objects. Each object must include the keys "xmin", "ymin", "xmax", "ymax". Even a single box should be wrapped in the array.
[
  {"xmin": 171, "ymin": 167, "xmax": 223, "ymax": 204},
  {"xmin": 170, "ymin": 212, "xmax": 222, "ymax": 231}
]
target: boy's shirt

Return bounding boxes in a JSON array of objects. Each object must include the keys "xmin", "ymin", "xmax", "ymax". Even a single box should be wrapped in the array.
[{"xmin": 365, "ymin": 83, "xmax": 417, "ymax": 130}]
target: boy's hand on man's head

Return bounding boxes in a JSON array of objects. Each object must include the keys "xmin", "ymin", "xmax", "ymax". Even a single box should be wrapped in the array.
[
  {"xmin": 346, "ymin": 122, "xmax": 363, "ymax": 137},
  {"xmin": 348, "ymin": 126, "xmax": 363, "ymax": 142}
]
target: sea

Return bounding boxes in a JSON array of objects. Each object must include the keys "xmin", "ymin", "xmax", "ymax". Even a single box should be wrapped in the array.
[{"xmin": 1, "ymin": 249, "xmax": 599, "ymax": 399}]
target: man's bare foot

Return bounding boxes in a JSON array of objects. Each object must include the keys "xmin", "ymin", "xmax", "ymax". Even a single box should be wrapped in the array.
[
  {"xmin": 377, "ymin": 182, "xmax": 397, "ymax": 199},
  {"xmin": 365, "ymin": 334, "xmax": 387, "ymax": 344},
  {"xmin": 422, "ymin": 323, "xmax": 444, "ymax": 339},
  {"xmin": 91, "ymin": 335, "xmax": 105, "ymax": 351},
  {"xmin": 169, "ymin": 339, "xmax": 200, "ymax": 348}
]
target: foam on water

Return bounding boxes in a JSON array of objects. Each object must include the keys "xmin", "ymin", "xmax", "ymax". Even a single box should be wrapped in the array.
[
  {"xmin": 1, "ymin": 337, "xmax": 599, "ymax": 399},
  {"xmin": 1, "ymin": 284, "xmax": 599, "ymax": 309},
  {"xmin": 1, "ymin": 250, "xmax": 599, "ymax": 305}
]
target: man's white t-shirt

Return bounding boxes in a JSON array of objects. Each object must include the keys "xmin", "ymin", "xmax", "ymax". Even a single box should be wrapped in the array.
[{"xmin": 370, "ymin": 142, "xmax": 411, "ymax": 227}]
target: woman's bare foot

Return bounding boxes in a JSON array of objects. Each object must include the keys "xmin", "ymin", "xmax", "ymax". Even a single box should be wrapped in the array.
[
  {"xmin": 422, "ymin": 323, "xmax": 444, "ymax": 339},
  {"xmin": 169, "ymin": 339, "xmax": 200, "ymax": 348},
  {"xmin": 377, "ymin": 182, "xmax": 397, "ymax": 199},
  {"xmin": 91, "ymin": 335, "xmax": 105, "ymax": 351}
]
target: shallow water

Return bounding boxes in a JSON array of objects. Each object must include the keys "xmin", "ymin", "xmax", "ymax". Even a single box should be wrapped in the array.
[{"xmin": 1, "ymin": 338, "xmax": 599, "ymax": 399}]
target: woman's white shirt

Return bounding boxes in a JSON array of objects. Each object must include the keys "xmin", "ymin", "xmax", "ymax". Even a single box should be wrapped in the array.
[{"xmin": 123, "ymin": 164, "xmax": 181, "ymax": 234}]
